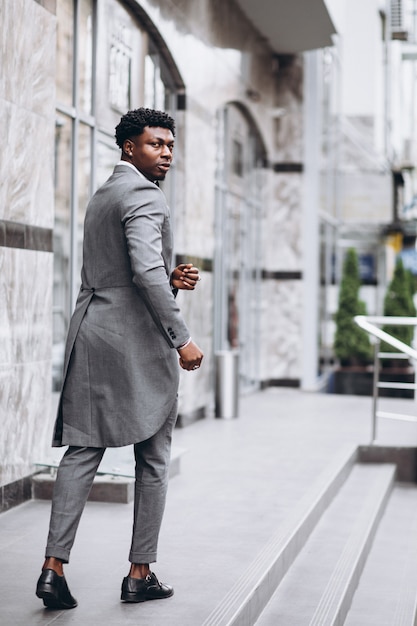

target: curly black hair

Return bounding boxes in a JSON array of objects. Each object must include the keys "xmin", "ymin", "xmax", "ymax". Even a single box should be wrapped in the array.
[{"xmin": 115, "ymin": 108, "xmax": 176, "ymax": 149}]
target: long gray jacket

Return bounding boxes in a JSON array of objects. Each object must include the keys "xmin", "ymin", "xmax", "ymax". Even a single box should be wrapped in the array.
[{"xmin": 52, "ymin": 164, "xmax": 190, "ymax": 447}]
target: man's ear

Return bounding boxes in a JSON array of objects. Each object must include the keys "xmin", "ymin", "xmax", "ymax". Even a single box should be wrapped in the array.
[{"xmin": 123, "ymin": 139, "xmax": 133, "ymax": 157}]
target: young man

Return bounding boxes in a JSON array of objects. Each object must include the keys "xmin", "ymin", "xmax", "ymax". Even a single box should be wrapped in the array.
[{"xmin": 36, "ymin": 108, "xmax": 203, "ymax": 609}]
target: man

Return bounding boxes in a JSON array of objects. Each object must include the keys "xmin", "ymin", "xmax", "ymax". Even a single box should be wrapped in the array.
[{"xmin": 36, "ymin": 108, "xmax": 203, "ymax": 609}]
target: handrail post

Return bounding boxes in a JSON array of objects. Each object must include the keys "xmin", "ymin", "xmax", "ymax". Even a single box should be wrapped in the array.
[
  {"xmin": 354, "ymin": 316, "xmax": 417, "ymax": 435},
  {"xmin": 371, "ymin": 339, "xmax": 380, "ymax": 444}
]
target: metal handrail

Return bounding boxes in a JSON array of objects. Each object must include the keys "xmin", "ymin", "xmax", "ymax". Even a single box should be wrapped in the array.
[{"xmin": 354, "ymin": 316, "xmax": 417, "ymax": 443}]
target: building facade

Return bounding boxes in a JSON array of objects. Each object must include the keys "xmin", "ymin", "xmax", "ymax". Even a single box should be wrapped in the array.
[
  {"xmin": 314, "ymin": 0, "xmax": 417, "ymax": 383},
  {"xmin": 0, "ymin": 0, "xmax": 337, "ymax": 508}
]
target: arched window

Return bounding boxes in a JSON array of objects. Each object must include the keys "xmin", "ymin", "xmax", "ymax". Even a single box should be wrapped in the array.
[{"xmin": 214, "ymin": 103, "xmax": 267, "ymax": 392}]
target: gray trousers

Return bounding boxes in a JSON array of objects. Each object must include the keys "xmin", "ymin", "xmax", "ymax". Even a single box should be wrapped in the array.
[{"xmin": 45, "ymin": 402, "xmax": 177, "ymax": 564}]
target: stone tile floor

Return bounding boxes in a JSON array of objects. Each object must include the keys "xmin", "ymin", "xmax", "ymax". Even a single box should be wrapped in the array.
[{"xmin": 1, "ymin": 388, "xmax": 416, "ymax": 626}]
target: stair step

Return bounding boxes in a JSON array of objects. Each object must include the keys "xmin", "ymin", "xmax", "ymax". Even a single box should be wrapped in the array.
[
  {"xmin": 254, "ymin": 463, "xmax": 395, "ymax": 626},
  {"xmin": 202, "ymin": 444, "xmax": 358, "ymax": 626},
  {"xmin": 32, "ymin": 446, "xmax": 185, "ymax": 503},
  {"xmin": 345, "ymin": 483, "xmax": 417, "ymax": 626}
]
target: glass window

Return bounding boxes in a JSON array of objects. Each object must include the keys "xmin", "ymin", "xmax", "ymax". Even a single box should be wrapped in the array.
[
  {"xmin": 55, "ymin": 0, "xmax": 74, "ymax": 107},
  {"xmin": 96, "ymin": 0, "xmax": 145, "ymax": 131},
  {"xmin": 77, "ymin": 123, "xmax": 92, "ymax": 276},
  {"xmin": 214, "ymin": 104, "xmax": 265, "ymax": 392},
  {"xmin": 78, "ymin": 0, "xmax": 94, "ymax": 115},
  {"xmin": 53, "ymin": 113, "xmax": 72, "ymax": 390},
  {"xmin": 232, "ymin": 139, "xmax": 244, "ymax": 177},
  {"xmin": 96, "ymin": 135, "xmax": 120, "ymax": 189},
  {"xmin": 108, "ymin": 20, "xmax": 133, "ymax": 112},
  {"xmin": 144, "ymin": 54, "xmax": 166, "ymax": 110}
]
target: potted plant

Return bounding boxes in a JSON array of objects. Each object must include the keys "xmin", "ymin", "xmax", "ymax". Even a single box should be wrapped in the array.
[
  {"xmin": 332, "ymin": 248, "xmax": 373, "ymax": 395},
  {"xmin": 380, "ymin": 258, "xmax": 416, "ymax": 397},
  {"xmin": 381, "ymin": 258, "xmax": 415, "ymax": 351}
]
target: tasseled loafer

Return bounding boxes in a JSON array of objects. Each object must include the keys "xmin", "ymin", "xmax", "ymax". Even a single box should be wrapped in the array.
[
  {"xmin": 121, "ymin": 572, "xmax": 174, "ymax": 603},
  {"xmin": 36, "ymin": 569, "xmax": 78, "ymax": 609}
]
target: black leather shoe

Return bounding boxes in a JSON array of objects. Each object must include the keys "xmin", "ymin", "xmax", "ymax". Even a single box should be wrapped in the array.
[
  {"xmin": 121, "ymin": 572, "xmax": 174, "ymax": 603},
  {"xmin": 36, "ymin": 569, "xmax": 78, "ymax": 609}
]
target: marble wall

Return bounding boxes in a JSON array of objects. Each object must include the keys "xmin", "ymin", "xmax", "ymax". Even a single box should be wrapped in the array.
[
  {"xmin": 0, "ymin": 0, "xmax": 56, "ymax": 490},
  {"xmin": 265, "ymin": 173, "xmax": 303, "ymax": 272},
  {"xmin": 0, "ymin": 249, "xmax": 54, "ymax": 486},
  {"xmin": 260, "ymin": 279, "xmax": 302, "ymax": 382}
]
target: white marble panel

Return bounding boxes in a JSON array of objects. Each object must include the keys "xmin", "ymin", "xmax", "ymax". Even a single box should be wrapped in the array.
[
  {"xmin": 0, "ymin": 248, "xmax": 53, "ymax": 486},
  {"xmin": 263, "ymin": 174, "xmax": 303, "ymax": 271},
  {"xmin": 1, "ymin": 248, "xmax": 52, "ymax": 366},
  {"xmin": 0, "ymin": 359, "xmax": 53, "ymax": 487},
  {"xmin": 0, "ymin": 0, "xmax": 56, "ymax": 119},
  {"xmin": 0, "ymin": 248, "xmax": 12, "ymax": 366},
  {"xmin": 0, "ymin": 99, "xmax": 55, "ymax": 227},
  {"xmin": 261, "ymin": 280, "xmax": 302, "ymax": 380}
]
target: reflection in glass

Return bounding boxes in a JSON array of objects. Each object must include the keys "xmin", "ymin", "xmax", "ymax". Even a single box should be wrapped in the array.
[
  {"xmin": 108, "ymin": 14, "xmax": 133, "ymax": 112},
  {"xmin": 55, "ymin": 0, "xmax": 74, "ymax": 107},
  {"xmin": 97, "ymin": 135, "xmax": 120, "ymax": 189},
  {"xmin": 214, "ymin": 104, "xmax": 264, "ymax": 391},
  {"xmin": 53, "ymin": 114, "xmax": 72, "ymax": 390},
  {"xmin": 96, "ymin": 0, "xmax": 144, "ymax": 131},
  {"xmin": 318, "ymin": 220, "xmax": 337, "ymax": 377},
  {"xmin": 232, "ymin": 139, "xmax": 244, "ymax": 177},
  {"xmin": 145, "ymin": 54, "xmax": 168, "ymax": 110},
  {"xmin": 77, "ymin": 123, "xmax": 92, "ymax": 280},
  {"xmin": 78, "ymin": 0, "xmax": 94, "ymax": 114}
]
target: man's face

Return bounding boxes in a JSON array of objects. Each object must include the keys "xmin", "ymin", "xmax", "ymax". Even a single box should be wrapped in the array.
[{"xmin": 124, "ymin": 126, "xmax": 174, "ymax": 181}]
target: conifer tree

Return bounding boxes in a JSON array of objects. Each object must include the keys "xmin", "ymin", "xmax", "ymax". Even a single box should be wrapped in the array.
[
  {"xmin": 382, "ymin": 258, "xmax": 416, "ymax": 351},
  {"xmin": 334, "ymin": 248, "xmax": 372, "ymax": 364}
]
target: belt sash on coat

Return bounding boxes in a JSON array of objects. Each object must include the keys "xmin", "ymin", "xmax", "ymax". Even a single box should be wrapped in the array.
[{"xmin": 66, "ymin": 283, "xmax": 135, "ymax": 378}]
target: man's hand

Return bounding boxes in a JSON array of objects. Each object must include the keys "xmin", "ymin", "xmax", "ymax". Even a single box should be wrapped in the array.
[
  {"xmin": 171, "ymin": 264, "xmax": 201, "ymax": 290},
  {"xmin": 177, "ymin": 341, "xmax": 204, "ymax": 371}
]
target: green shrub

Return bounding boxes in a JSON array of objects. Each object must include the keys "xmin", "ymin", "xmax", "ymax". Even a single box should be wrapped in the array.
[
  {"xmin": 334, "ymin": 248, "xmax": 372, "ymax": 364},
  {"xmin": 381, "ymin": 258, "xmax": 416, "ymax": 351}
]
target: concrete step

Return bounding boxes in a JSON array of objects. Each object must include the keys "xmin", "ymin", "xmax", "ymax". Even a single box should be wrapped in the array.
[
  {"xmin": 32, "ymin": 445, "xmax": 185, "ymax": 503},
  {"xmin": 344, "ymin": 483, "xmax": 417, "ymax": 626},
  {"xmin": 202, "ymin": 444, "xmax": 358, "ymax": 626},
  {"xmin": 254, "ymin": 463, "xmax": 395, "ymax": 626}
]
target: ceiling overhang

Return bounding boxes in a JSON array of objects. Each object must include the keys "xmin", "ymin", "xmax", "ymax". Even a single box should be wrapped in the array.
[{"xmin": 235, "ymin": 0, "xmax": 337, "ymax": 54}]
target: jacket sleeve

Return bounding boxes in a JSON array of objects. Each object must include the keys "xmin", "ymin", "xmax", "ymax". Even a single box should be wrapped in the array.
[{"xmin": 121, "ymin": 184, "xmax": 190, "ymax": 349}]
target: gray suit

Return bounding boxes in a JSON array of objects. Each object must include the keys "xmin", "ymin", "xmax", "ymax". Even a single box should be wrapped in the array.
[
  {"xmin": 46, "ymin": 164, "xmax": 189, "ymax": 564},
  {"xmin": 53, "ymin": 164, "xmax": 189, "ymax": 447}
]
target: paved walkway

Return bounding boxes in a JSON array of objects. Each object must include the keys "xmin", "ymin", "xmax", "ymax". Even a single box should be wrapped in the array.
[{"xmin": 1, "ymin": 388, "xmax": 417, "ymax": 626}]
